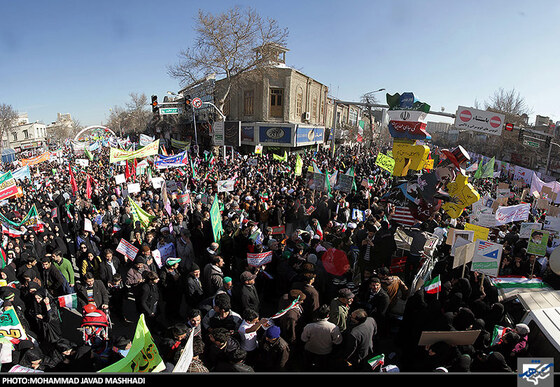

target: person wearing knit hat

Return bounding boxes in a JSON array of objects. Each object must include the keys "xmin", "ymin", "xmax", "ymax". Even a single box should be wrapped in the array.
[{"xmin": 256, "ymin": 324, "xmax": 290, "ymax": 372}]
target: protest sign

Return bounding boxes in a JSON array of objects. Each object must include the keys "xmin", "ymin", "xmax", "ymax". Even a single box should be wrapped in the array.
[
  {"xmin": 114, "ymin": 174, "xmax": 126, "ymax": 185},
  {"xmin": 519, "ymin": 223, "xmax": 543, "ymax": 238},
  {"xmin": 464, "ymin": 223, "xmax": 490, "ymax": 242},
  {"xmin": 544, "ymin": 216, "xmax": 560, "ymax": 233},
  {"xmin": 217, "ymin": 179, "xmax": 236, "ymax": 192},
  {"xmin": 494, "ymin": 203, "xmax": 530, "ymax": 225},
  {"xmin": 452, "ymin": 241, "xmax": 476, "ymax": 269},
  {"xmin": 128, "ymin": 183, "xmax": 141, "ymax": 194},
  {"xmin": 116, "ymin": 239, "xmax": 139, "ymax": 262},
  {"xmin": 375, "ymin": 153, "xmax": 395, "ymax": 173},
  {"xmin": 527, "ymin": 229, "xmax": 549, "ymax": 256},
  {"xmin": 150, "ymin": 243, "xmax": 176, "ymax": 268},
  {"xmin": 471, "ymin": 240, "xmax": 502, "ymax": 277},
  {"xmin": 247, "ymin": 251, "xmax": 273, "ymax": 267},
  {"xmin": 173, "ymin": 330, "xmax": 194, "ymax": 372}
]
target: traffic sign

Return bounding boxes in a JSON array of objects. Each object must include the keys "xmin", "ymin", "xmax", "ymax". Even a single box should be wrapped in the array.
[
  {"xmin": 159, "ymin": 107, "xmax": 183, "ymax": 115},
  {"xmin": 523, "ymin": 139, "xmax": 540, "ymax": 148},
  {"xmin": 192, "ymin": 97, "xmax": 203, "ymax": 108}
]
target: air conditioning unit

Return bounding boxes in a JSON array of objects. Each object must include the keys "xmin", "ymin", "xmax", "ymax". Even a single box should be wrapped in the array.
[{"xmin": 303, "ymin": 112, "xmax": 311, "ymax": 121}]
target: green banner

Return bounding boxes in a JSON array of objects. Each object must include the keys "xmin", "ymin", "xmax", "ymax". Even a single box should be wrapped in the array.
[
  {"xmin": 0, "ymin": 204, "xmax": 39, "ymax": 228},
  {"xmin": 99, "ymin": 314, "xmax": 165, "ymax": 373},
  {"xmin": 129, "ymin": 198, "xmax": 155, "ymax": 229},
  {"xmin": 210, "ymin": 194, "xmax": 223, "ymax": 243}
]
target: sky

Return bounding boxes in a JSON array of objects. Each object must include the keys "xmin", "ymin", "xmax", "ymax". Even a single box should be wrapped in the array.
[{"xmin": 2, "ymin": 0, "xmax": 560, "ymax": 128}]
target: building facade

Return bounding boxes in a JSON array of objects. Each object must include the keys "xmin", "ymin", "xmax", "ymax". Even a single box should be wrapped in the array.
[{"xmin": 3, "ymin": 113, "xmax": 48, "ymax": 152}]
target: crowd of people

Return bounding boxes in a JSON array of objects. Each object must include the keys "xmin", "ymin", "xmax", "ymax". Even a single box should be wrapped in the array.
[{"xmin": 0, "ymin": 136, "xmax": 558, "ymax": 373}]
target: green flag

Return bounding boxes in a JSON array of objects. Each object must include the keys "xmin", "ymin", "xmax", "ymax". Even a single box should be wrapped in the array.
[
  {"xmin": 85, "ymin": 148, "xmax": 93, "ymax": 161},
  {"xmin": 325, "ymin": 171, "xmax": 332, "ymax": 197},
  {"xmin": 210, "ymin": 194, "xmax": 223, "ymax": 243},
  {"xmin": 273, "ymin": 151, "xmax": 288, "ymax": 162},
  {"xmin": 481, "ymin": 156, "xmax": 495, "ymax": 178},
  {"xmin": 99, "ymin": 314, "xmax": 165, "ymax": 373},
  {"xmin": 295, "ymin": 154, "xmax": 303, "ymax": 176},
  {"xmin": 129, "ymin": 198, "xmax": 155, "ymax": 229}
]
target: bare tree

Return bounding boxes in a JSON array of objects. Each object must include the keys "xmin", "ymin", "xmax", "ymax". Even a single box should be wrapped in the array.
[
  {"xmin": 105, "ymin": 93, "xmax": 151, "ymax": 135},
  {"xmin": 0, "ymin": 103, "xmax": 18, "ymax": 151},
  {"xmin": 168, "ymin": 6, "xmax": 288, "ymax": 113},
  {"xmin": 484, "ymin": 87, "xmax": 532, "ymax": 125}
]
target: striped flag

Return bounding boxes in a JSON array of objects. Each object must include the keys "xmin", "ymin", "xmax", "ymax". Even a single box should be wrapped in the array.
[
  {"xmin": 424, "ymin": 275, "xmax": 441, "ymax": 294},
  {"xmin": 368, "ymin": 354, "xmax": 385, "ymax": 370},
  {"xmin": 391, "ymin": 206, "xmax": 417, "ymax": 226},
  {"xmin": 489, "ymin": 276, "xmax": 551, "ymax": 289},
  {"xmin": 269, "ymin": 296, "xmax": 301, "ymax": 319},
  {"xmin": 58, "ymin": 293, "xmax": 78, "ymax": 310},
  {"xmin": 2, "ymin": 225, "xmax": 24, "ymax": 238},
  {"xmin": 0, "ymin": 248, "xmax": 6, "ymax": 269},
  {"xmin": 490, "ymin": 325, "xmax": 511, "ymax": 346}
]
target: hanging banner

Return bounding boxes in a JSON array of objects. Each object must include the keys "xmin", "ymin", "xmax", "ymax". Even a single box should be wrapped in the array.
[
  {"xmin": 170, "ymin": 138, "xmax": 190, "ymax": 149},
  {"xmin": 11, "ymin": 166, "xmax": 31, "ymax": 182},
  {"xmin": 0, "ymin": 172, "xmax": 18, "ymax": 201},
  {"xmin": 109, "ymin": 140, "xmax": 160, "ymax": 163},
  {"xmin": 155, "ymin": 152, "xmax": 188, "ymax": 169},
  {"xmin": 494, "ymin": 203, "xmax": 530, "ymax": 225},
  {"xmin": 20, "ymin": 152, "xmax": 51, "ymax": 167},
  {"xmin": 139, "ymin": 134, "xmax": 155, "ymax": 147},
  {"xmin": 471, "ymin": 240, "xmax": 503, "ymax": 277}
]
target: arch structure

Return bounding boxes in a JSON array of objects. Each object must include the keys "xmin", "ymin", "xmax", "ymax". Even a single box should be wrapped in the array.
[{"xmin": 73, "ymin": 126, "xmax": 117, "ymax": 141}]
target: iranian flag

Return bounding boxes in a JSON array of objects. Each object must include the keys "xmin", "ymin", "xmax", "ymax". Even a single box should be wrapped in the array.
[
  {"xmin": 491, "ymin": 325, "xmax": 511, "ymax": 346},
  {"xmin": 424, "ymin": 275, "xmax": 441, "ymax": 294},
  {"xmin": 368, "ymin": 354, "xmax": 385, "ymax": 370},
  {"xmin": 489, "ymin": 276, "xmax": 551, "ymax": 289},
  {"xmin": 269, "ymin": 296, "xmax": 301, "ymax": 319},
  {"xmin": 58, "ymin": 293, "xmax": 78, "ymax": 310},
  {"xmin": 2, "ymin": 225, "xmax": 24, "ymax": 238},
  {"xmin": 259, "ymin": 192, "xmax": 269, "ymax": 202}
]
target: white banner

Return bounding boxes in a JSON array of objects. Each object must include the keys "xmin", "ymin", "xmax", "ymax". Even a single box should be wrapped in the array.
[
  {"xmin": 495, "ymin": 203, "xmax": 530, "ymax": 225},
  {"xmin": 217, "ymin": 179, "xmax": 236, "ymax": 192},
  {"xmin": 454, "ymin": 106, "xmax": 504, "ymax": 136},
  {"xmin": 530, "ymin": 172, "xmax": 560, "ymax": 204}
]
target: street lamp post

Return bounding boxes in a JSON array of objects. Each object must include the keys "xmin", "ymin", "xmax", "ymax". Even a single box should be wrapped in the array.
[{"xmin": 331, "ymin": 88, "xmax": 385, "ymax": 157}]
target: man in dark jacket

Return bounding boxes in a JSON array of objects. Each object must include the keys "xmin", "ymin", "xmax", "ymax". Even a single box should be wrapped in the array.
[
  {"xmin": 40, "ymin": 256, "xmax": 68, "ymax": 297},
  {"xmin": 239, "ymin": 271, "xmax": 259, "ymax": 313},
  {"xmin": 98, "ymin": 249, "xmax": 120, "ymax": 287},
  {"xmin": 361, "ymin": 277, "xmax": 390, "ymax": 336},
  {"xmin": 340, "ymin": 308, "xmax": 377, "ymax": 371},
  {"xmin": 76, "ymin": 272, "xmax": 110, "ymax": 311},
  {"xmin": 256, "ymin": 325, "xmax": 290, "ymax": 372}
]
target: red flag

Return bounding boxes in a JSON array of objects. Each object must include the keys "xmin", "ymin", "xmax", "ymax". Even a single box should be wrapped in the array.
[
  {"xmin": 86, "ymin": 174, "xmax": 92, "ymax": 199},
  {"xmin": 133, "ymin": 159, "xmax": 137, "ymax": 178},
  {"xmin": 69, "ymin": 165, "xmax": 78, "ymax": 195},
  {"xmin": 125, "ymin": 160, "xmax": 131, "ymax": 179}
]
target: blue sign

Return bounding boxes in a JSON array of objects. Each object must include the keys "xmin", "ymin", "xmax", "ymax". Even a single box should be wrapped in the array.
[
  {"xmin": 241, "ymin": 125, "xmax": 255, "ymax": 143},
  {"xmin": 259, "ymin": 125, "xmax": 293, "ymax": 144},
  {"xmin": 296, "ymin": 126, "xmax": 324, "ymax": 146}
]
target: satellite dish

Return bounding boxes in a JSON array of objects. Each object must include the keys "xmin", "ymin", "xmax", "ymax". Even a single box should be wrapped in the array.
[{"xmin": 549, "ymin": 246, "xmax": 560, "ymax": 275}]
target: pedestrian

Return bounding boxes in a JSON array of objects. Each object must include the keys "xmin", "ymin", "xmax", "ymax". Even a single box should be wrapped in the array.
[{"xmin": 300, "ymin": 304, "xmax": 343, "ymax": 371}]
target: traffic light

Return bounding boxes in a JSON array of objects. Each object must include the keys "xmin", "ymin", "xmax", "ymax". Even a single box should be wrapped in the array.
[
  {"xmin": 184, "ymin": 95, "xmax": 191, "ymax": 106},
  {"xmin": 505, "ymin": 123, "xmax": 514, "ymax": 131},
  {"xmin": 518, "ymin": 129, "xmax": 524, "ymax": 141},
  {"xmin": 151, "ymin": 95, "xmax": 159, "ymax": 115}
]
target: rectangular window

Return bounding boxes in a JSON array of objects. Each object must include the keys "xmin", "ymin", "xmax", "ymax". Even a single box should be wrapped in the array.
[
  {"xmin": 244, "ymin": 90, "xmax": 254, "ymax": 116},
  {"xmin": 12, "ymin": 133, "xmax": 17, "ymax": 142},
  {"xmin": 312, "ymin": 98, "xmax": 318, "ymax": 121},
  {"xmin": 270, "ymin": 88, "xmax": 283, "ymax": 118}
]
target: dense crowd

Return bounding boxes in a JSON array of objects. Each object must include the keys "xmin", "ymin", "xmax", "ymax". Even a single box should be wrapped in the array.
[{"xmin": 0, "ymin": 138, "xmax": 558, "ymax": 373}]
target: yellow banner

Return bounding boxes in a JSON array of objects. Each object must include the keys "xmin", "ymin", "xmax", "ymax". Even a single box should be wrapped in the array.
[
  {"xmin": 375, "ymin": 153, "xmax": 395, "ymax": 173},
  {"xmin": 464, "ymin": 223, "xmax": 490, "ymax": 242},
  {"xmin": 20, "ymin": 152, "xmax": 51, "ymax": 167},
  {"xmin": 110, "ymin": 140, "xmax": 160, "ymax": 163}
]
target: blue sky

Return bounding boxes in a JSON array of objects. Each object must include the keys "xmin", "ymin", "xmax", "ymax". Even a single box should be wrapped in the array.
[{"xmin": 2, "ymin": 0, "xmax": 560, "ymax": 127}]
